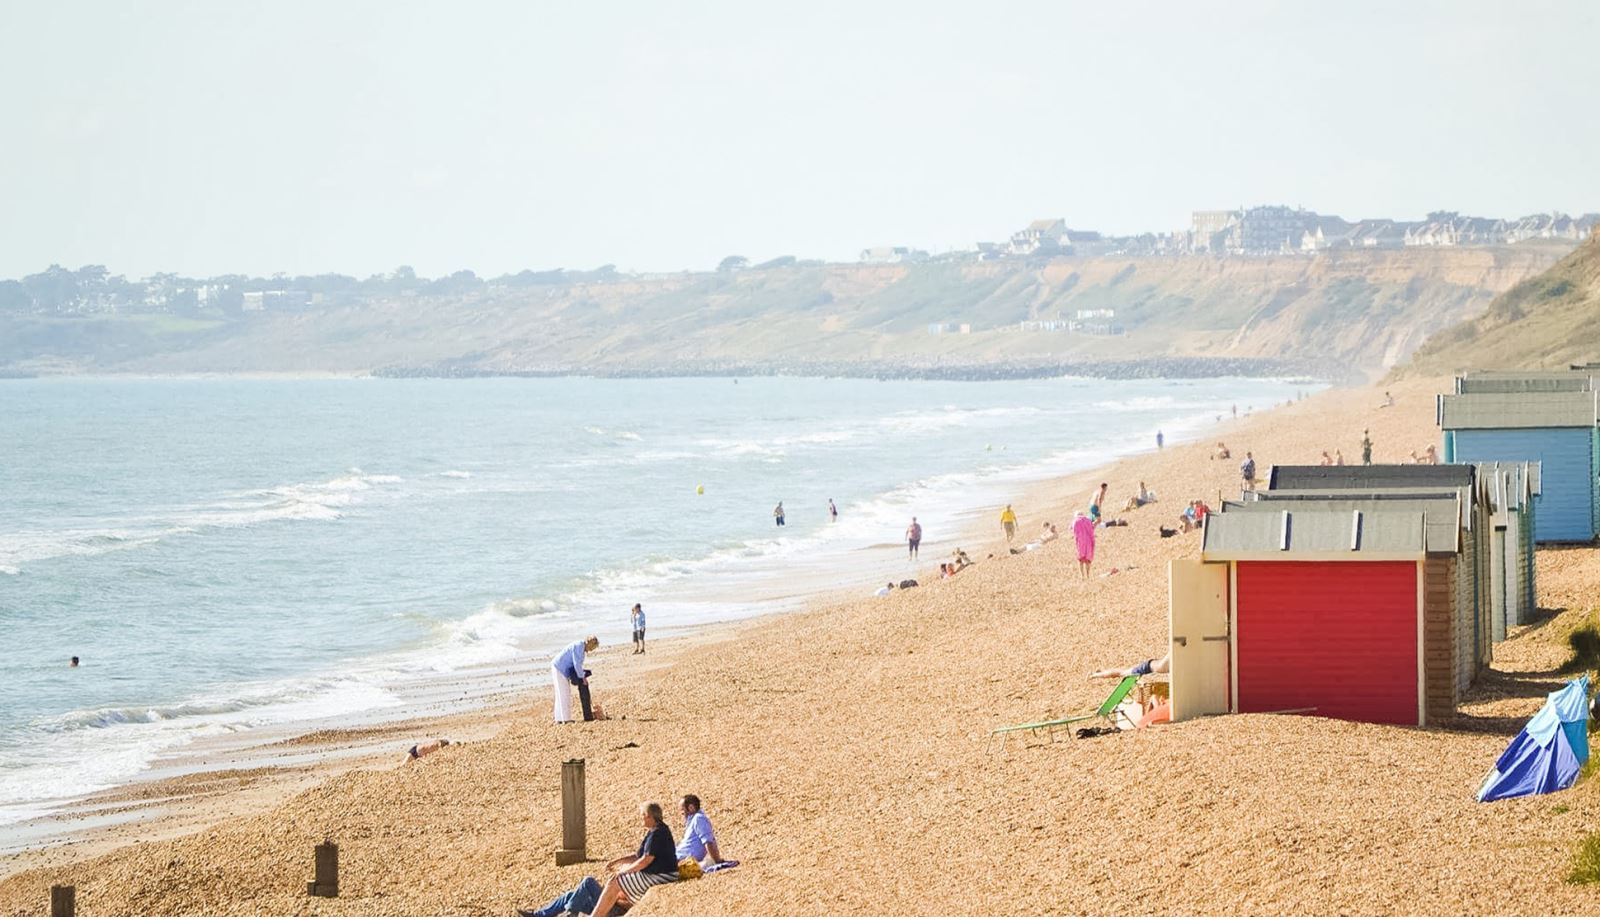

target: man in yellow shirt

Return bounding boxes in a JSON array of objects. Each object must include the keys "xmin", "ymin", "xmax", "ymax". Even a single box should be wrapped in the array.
[{"xmin": 1000, "ymin": 504, "xmax": 1018, "ymax": 542}]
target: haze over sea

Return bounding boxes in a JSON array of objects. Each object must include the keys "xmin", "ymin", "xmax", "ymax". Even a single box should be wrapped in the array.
[{"xmin": 0, "ymin": 375, "xmax": 1310, "ymax": 826}]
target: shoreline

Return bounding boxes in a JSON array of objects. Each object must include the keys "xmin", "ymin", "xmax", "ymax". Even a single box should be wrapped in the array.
[
  {"xmin": 8, "ymin": 375, "xmax": 1591, "ymax": 914},
  {"xmin": 0, "ymin": 384, "xmax": 1275, "ymax": 874}
]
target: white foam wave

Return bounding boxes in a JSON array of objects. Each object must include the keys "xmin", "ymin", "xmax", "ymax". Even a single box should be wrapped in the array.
[
  {"xmin": 440, "ymin": 470, "xmax": 473, "ymax": 479},
  {"xmin": 0, "ymin": 472, "xmax": 402, "ymax": 572}
]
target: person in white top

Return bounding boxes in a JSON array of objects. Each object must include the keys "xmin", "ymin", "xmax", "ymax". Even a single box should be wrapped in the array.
[
  {"xmin": 675, "ymin": 794, "xmax": 726, "ymax": 866},
  {"xmin": 551, "ymin": 636, "xmax": 599, "ymax": 723}
]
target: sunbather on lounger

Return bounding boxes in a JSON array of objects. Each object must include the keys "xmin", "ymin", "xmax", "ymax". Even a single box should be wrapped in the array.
[{"xmin": 1089, "ymin": 652, "xmax": 1170, "ymax": 680}]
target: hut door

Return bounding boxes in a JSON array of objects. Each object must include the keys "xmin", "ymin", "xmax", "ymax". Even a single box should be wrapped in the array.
[{"xmin": 1169, "ymin": 559, "xmax": 1230, "ymax": 722}]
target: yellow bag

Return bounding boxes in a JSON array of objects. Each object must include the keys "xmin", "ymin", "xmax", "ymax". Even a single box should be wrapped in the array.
[{"xmin": 678, "ymin": 858, "xmax": 704, "ymax": 880}]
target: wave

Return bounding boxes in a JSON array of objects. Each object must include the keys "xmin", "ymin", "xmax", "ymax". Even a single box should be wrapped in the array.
[
  {"xmin": 439, "ymin": 470, "xmax": 473, "ymax": 479},
  {"xmin": 0, "ymin": 471, "xmax": 402, "ymax": 572}
]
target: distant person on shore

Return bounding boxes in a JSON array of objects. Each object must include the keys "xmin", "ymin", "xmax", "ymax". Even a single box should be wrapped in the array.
[
  {"xmin": 1380, "ymin": 391, "xmax": 1395, "ymax": 408},
  {"xmin": 551, "ymin": 636, "xmax": 600, "ymax": 723},
  {"xmin": 906, "ymin": 517, "xmax": 922, "ymax": 559},
  {"xmin": 1179, "ymin": 501, "xmax": 1201, "ymax": 533},
  {"xmin": 1156, "ymin": 430, "xmax": 1164, "ymax": 450},
  {"xmin": 1361, "ymin": 430, "xmax": 1373, "ymax": 465},
  {"xmin": 1335, "ymin": 449, "xmax": 1345, "ymax": 466},
  {"xmin": 1240, "ymin": 452, "xmax": 1257, "ymax": 492},
  {"xmin": 406, "ymin": 738, "xmax": 451, "ymax": 762},
  {"xmin": 1088, "ymin": 482, "xmax": 1109, "ymax": 522},
  {"xmin": 875, "ymin": 582, "xmax": 893, "ymax": 597},
  {"xmin": 828, "ymin": 498, "xmax": 838, "ymax": 523},
  {"xmin": 69, "ymin": 656, "xmax": 79, "ymax": 668},
  {"xmin": 1232, "ymin": 404, "xmax": 1238, "ymax": 418},
  {"xmin": 951, "ymin": 548, "xmax": 973, "ymax": 569},
  {"xmin": 1072, "ymin": 511, "xmax": 1096, "ymax": 580},
  {"xmin": 630, "ymin": 603, "xmax": 646, "ymax": 655},
  {"xmin": 1038, "ymin": 523, "xmax": 1060, "ymax": 544},
  {"xmin": 1123, "ymin": 482, "xmax": 1155, "ymax": 510},
  {"xmin": 1000, "ymin": 504, "xmax": 1018, "ymax": 542},
  {"xmin": 1090, "ymin": 652, "xmax": 1171, "ymax": 680},
  {"xmin": 773, "ymin": 502, "xmax": 785, "ymax": 527},
  {"xmin": 1319, "ymin": 451, "xmax": 1333, "ymax": 466},
  {"xmin": 1422, "ymin": 444, "xmax": 1439, "ymax": 465},
  {"xmin": 1213, "ymin": 442, "xmax": 1231, "ymax": 460}
]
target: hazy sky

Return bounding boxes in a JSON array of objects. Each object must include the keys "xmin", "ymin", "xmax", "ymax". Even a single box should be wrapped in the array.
[{"xmin": 3, "ymin": 1, "xmax": 1597, "ymax": 278}]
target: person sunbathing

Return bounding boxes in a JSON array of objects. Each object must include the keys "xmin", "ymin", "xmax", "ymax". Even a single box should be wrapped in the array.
[
  {"xmin": 405, "ymin": 739, "xmax": 450, "ymax": 762},
  {"xmin": 1089, "ymin": 652, "xmax": 1170, "ymax": 680},
  {"xmin": 1037, "ymin": 523, "xmax": 1059, "ymax": 544}
]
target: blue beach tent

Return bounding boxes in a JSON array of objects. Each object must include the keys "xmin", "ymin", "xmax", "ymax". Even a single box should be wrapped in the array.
[{"xmin": 1477, "ymin": 676, "xmax": 1591, "ymax": 802}]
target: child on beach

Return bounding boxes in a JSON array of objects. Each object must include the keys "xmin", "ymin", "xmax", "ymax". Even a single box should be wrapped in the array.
[{"xmin": 630, "ymin": 604, "xmax": 646, "ymax": 654}]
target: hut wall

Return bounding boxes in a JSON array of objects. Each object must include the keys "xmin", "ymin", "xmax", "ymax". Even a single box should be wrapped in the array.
[
  {"xmin": 1424, "ymin": 556, "xmax": 1458, "ymax": 723},
  {"xmin": 1452, "ymin": 428, "xmax": 1595, "ymax": 542}
]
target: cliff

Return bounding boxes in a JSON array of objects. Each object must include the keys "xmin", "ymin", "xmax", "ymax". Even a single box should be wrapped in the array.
[
  {"xmin": 1401, "ymin": 231, "xmax": 1600, "ymax": 375},
  {"xmin": 0, "ymin": 244, "xmax": 1573, "ymax": 381}
]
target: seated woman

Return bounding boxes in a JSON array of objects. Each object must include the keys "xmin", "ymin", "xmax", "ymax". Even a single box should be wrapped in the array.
[
  {"xmin": 1178, "ymin": 501, "xmax": 1199, "ymax": 533},
  {"xmin": 580, "ymin": 802, "xmax": 680, "ymax": 917}
]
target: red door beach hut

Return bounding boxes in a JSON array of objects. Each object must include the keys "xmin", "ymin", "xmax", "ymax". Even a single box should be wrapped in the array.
[{"xmin": 1190, "ymin": 505, "xmax": 1444, "ymax": 726}]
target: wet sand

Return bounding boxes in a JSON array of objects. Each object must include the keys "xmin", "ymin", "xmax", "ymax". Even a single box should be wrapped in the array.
[{"xmin": 4, "ymin": 376, "xmax": 1599, "ymax": 915}]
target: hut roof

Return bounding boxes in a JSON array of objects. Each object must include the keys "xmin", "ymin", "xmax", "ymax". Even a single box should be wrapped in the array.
[
  {"xmin": 1202, "ymin": 508, "xmax": 1427, "ymax": 559},
  {"xmin": 1227, "ymin": 494, "xmax": 1461, "ymax": 553},
  {"xmin": 1437, "ymin": 391, "xmax": 1599, "ymax": 430},
  {"xmin": 1456, "ymin": 370, "xmax": 1595, "ymax": 394},
  {"xmin": 1268, "ymin": 464, "xmax": 1474, "ymax": 491}
]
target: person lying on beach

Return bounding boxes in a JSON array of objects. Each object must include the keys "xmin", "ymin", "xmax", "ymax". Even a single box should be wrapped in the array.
[
  {"xmin": 579, "ymin": 801, "xmax": 681, "ymax": 917},
  {"xmin": 405, "ymin": 738, "xmax": 451, "ymax": 762},
  {"xmin": 1038, "ymin": 523, "xmax": 1059, "ymax": 544},
  {"xmin": 1090, "ymin": 652, "xmax": 1171, "ymax": 680}
]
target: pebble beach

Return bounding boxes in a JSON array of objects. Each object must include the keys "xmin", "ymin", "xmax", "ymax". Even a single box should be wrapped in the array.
[{"xmin": 4, "ymin": 376, "xmax": 1599, "ymax": 916}]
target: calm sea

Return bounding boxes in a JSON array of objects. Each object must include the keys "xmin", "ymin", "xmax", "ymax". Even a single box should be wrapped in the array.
[{"xmin": 0, "ymin": 375, "xmax": 1309, "ymax": 827}]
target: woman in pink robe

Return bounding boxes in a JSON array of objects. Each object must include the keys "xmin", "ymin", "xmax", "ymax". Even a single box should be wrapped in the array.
[{"xmin": 1072, "ymin": 512, "xmax": 1096, "ymax": 580}]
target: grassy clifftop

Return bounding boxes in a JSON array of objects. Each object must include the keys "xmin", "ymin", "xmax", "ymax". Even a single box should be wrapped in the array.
[
  {"xmin": 1402, "ymin": 232, "xmax": 1600, "ymax": 375},
  {"xmin": 0, "ymin": 244, "xmax": 1573, "ymax": 380}
]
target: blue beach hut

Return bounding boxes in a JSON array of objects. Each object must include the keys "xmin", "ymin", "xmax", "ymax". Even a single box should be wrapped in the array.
[
  {"xmin": 1438, "ymin": 390, "xmax": 1599, "ymax": 543},
  {"xmin": 1477, "ymin": 676, "xmax": 1591, "ymax": 802}
]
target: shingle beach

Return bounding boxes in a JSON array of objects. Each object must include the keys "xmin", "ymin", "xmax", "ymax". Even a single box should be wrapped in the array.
[{"xmin": 5, "ymin": 377, "xmax": 1599, "ymax": 916}]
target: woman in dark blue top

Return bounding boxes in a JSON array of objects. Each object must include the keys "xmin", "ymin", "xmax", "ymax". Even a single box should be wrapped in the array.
[{"xmin": 583, "ymin": 802, "xmax": 679, "ymax": 917}]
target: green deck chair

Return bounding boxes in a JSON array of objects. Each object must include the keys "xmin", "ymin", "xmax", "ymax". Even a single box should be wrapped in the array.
[{"xmin": 988, "ymin": 675, "xmax": 1140, "ymax": 752}]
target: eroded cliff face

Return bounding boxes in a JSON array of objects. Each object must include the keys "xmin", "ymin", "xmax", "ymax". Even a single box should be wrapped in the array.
[
  {"xmin": 0, "ymin": 244, "xmax": 1573, "ymax": 379},
  {"xmin": 1403, "ymin": 232, "xmax": 1600, "ymax": 375}
]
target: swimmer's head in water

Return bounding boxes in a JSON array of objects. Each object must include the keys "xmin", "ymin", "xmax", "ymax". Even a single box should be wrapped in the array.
[{"xmin": 70, "ymin": 656, "xmax": 79, "ymax": 667}]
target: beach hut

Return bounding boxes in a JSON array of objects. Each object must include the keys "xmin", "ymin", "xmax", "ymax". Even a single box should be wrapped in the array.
[
  {"xmin": 1477, "ymin": 461, "xmax": 1541, "ymax": 631},
  {"xmin": 1239, "ymin": 491, "xmax": 1482, "ymax": 711},
  {"xmin": 1437, "ymin": 390, "xmax": 1600, "ymax": 543},
  {"xmin": 1266, "ymin": 463, "xmax": 1494, "ymax": 665}
]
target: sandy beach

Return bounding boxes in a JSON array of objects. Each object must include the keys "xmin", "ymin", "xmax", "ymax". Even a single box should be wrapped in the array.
[{"xmin": 4, "ymin": 376, "xmax": 1599, "ymax": 916}]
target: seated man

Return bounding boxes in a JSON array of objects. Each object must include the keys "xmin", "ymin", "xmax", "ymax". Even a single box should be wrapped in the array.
[
  {"xmin": 676, "ymin": 794, "xmax": 726, "ymax": 868},
  {"xmin": 1037, "ymin": 523, "xmax": 1059, "ymax": 544}
]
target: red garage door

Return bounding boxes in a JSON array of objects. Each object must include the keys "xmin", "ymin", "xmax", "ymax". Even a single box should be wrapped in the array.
[{"xmin": 1236, "ymin": 560, "xmax": 1418, "ymax": 725}]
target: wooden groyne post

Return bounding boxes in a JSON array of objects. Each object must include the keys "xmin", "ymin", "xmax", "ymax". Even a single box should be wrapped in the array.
[
  {"xmin": 50, "ymin": 885, "xmax": 75, "ymax": 917},
  {"xmin": 307, "ymin": 839, "xmax": 339, "ymax": 897},
  {"xmin": 555, "ymin": 758, "xmax": 587, "ymax": 865}
]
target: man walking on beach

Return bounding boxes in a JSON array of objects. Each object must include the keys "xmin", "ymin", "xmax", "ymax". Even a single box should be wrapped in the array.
[
  {"xmin": 630, "ymin": 603, "xmax": 646, "ymax": 654},
  {"xmin": 906, "ymin": 517, "xmax": 922, "ymax": 559},
  {"xmin": 1156, "ymin": 430, "xmax": 1164, "ymax": 450},
  {"xmin": 551, "ymin": 636, "xmax": 599, "ymax": 723},
  {"xmin": 773, "ymin": 502, "xmax": 785, "ymax": 526},
  {"xmin": 1241, "ymin": 452, "xmax": 1257, "ymax": 492},
  {"xmin": 1361, "ymin": 430, "xmax": 1373, "ymax": 465},
  {"xmin": 1000, "ymin": 504, "xmax": 1018, "ymax": 542},
  {"xmin": 1088, "ymin": 482, "xmax": 1109, "ymax": 522},
  {"xmin": 828, "ymin": 498, "xmax": 838, "ymax": 522}
]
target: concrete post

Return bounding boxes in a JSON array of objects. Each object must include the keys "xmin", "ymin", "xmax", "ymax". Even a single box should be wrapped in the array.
[{"xmin": 555, "ymin": 758, "xmax": 587, "ymax": 865}]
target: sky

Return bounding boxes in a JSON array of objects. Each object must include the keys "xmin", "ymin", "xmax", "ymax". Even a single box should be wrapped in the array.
[{"xmin": 2, "ymin": 1, "xmax": 1598, "ymax": 279}]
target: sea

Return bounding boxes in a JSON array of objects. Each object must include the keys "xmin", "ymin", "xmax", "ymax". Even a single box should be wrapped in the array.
[{"xmin": 0, "ymin": 374, "xmax": 1313, "ymax": 832}]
